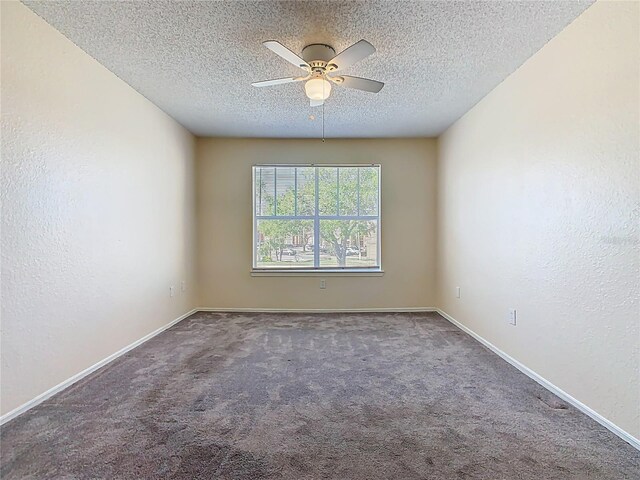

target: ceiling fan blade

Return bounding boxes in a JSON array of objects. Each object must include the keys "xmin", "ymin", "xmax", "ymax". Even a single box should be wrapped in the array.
[
  {"xmin": 310, "ymin": 98, "xmax": 324, "ymax": 107},
  {"xmin": 327, "ymin": 40, "xmax": 375, "ymax": 71},
  {"xmin": 263, "ymin": 41, "xmax": 310, "ymax": 71},
  {"xmin": 252, "ymin": 77, "xmax": 305, "ymax": 87},
  {"xmin": 338, "ymin": 75, "xmax": 384, "ymax": 93}
]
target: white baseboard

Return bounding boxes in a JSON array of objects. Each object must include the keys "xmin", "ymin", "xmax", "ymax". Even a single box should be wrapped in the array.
[
  {"xmin": 6, "ymin": 306, "xmax": 635, "ymax": 452},
  {"xmin": 0, "ymin": 307, "xmax": 431, "ymax": 425},
  {"xmin": 0, "ymin": 308, "xmax": 198, "ymax": 426},
  {"xmin": 436, "ymin": 308, "xmax": 640, "ymax": 451},
  {"xmin": 197, "ymin": 307, "xmax": 438, "ymax": 313}
]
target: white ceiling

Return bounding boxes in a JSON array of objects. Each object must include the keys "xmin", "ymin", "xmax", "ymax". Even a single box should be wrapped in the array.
[{"xmin": 23, "ymin": 0, "xmax": 593, "ymax": 138}]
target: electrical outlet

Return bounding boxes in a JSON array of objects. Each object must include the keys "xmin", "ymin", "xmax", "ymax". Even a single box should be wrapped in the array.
[
  {"xmin": 456, "ymin": 286, "xmax": 461, "ymax": 298},
  {"xmin": 181, "ymin": 280, "xmax": 186, "ymax": 292},
  {"xmin": 508, "ymin": 309, "xmax": 517, "ymax": 326},
  {"xmin": 169, "ymin": 286, "xmax": 175, "ymax": 298},
  {"xmin": 320, "ymin": 279, "xmax": 326, "ymax": 289}
]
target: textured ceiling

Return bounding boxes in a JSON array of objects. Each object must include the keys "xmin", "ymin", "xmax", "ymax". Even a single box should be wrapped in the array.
[{"xmin": 23, "ymin": 0, "xmax": 594, "ymax": 138}]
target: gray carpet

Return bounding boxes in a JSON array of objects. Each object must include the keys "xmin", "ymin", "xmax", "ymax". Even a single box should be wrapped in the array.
[{"xmin": 1, "ymin": 312, "xmax": 638, "ymax": 479}]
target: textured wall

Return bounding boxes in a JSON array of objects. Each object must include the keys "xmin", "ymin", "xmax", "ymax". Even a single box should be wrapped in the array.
[
  {"xmin": 437, "ymin": 0, "xmax": 639, "ymax": 438},
  {"xmin": 1, "ymin": 2, "xmax": 197, "ymax": 416},
  {"xmin": 196, "ymin": 138, "xmax": 437, "ymax": 309}
]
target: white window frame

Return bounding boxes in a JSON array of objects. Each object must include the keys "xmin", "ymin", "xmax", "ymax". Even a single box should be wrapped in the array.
[{"xmin": 252, "ymin": 164, "xmax": 382, "ymax": 274}]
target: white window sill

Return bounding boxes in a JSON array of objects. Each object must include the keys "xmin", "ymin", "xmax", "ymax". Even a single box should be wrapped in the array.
[{"xmin": 251, "ymin": 269, "xmax": 384, "ymax": 277}]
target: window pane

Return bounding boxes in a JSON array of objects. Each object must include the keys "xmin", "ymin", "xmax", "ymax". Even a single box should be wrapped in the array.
[
  {"xmin": 359, "ymin": 167, "xmax": 379, "ymax": 215},
  {"xmin": 318, "ymin": 167, "xmax": 337, "ymax": 216},
  {"xmin": 254, "ymin": 165, "xmax": 380, "ymax": 270},
  {"xmin": 275, "ymin": 167, "xmax": 296, "ymax": 216},
  {"xmin": 296, "ymin": 167, "xmax": 315, "ymax": 216},
  {"xmin": 319, "ymin": 220, "xmax": 379, "ymax": 268},
  {"xmin": 256, "ymin": 220, "xmax": 314, "ymax": 269},
  {"xmin": 255, "ymin": 166, "xmax": 275, "ymax": 216},
  {"xmin": 338, "ymin": 167, "xmax": 358, "ymax": 216}
]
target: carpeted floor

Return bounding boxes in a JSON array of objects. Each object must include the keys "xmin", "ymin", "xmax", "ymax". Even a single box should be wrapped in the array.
[{"xmin": 1, "ymin": 312, "xmax": 638, "ymax": 479}]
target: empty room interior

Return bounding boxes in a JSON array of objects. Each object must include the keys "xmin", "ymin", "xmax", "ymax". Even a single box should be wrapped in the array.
[{"xmin": 1, "ymin": 0, "xmax": 639, "ymax": 478}]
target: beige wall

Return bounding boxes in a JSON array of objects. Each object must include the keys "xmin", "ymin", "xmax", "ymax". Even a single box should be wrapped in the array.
[
  {"xmin": 2, "ymin": 0, "xmax": 637, "ymax": 444},
  {"xmin": 196, "ymin": 138, "xmax": 437, "ymax": 309},
  {"xmin": 437, "ymin": 0, "xmax": 639, "ymax": 438},
  {"xmin": 1, "ymin": 2, "xmax": 197, "ymax": 416}
]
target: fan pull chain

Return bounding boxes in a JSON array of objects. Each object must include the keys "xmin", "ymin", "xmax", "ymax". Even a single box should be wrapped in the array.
[
  {"xmin": 322, "ymin": 80, "xmax": 325, "ymax": 142},
  {"xmin": 322, "ymin": 101, "xmax": 325, "ymax": 142}
]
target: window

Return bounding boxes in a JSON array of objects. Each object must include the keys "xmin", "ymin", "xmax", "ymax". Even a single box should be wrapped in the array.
[{"xmin": 253, "ymin": 165, "xmax": 381, "ymax": 271}]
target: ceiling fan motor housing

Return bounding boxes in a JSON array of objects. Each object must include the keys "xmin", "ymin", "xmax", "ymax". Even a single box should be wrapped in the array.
[{"xmin": 302, "ymin": 44, "xmax": 338, "ymax": 74}]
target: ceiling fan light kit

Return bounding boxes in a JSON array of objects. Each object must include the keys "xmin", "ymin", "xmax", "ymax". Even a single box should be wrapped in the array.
[
  {"xmin": 252, "ymin": 39, "xmax": 384, "ymax": 107},
  {"xmin": 305, "ymin": 78, "xmax": 332, "ymax": 101}
]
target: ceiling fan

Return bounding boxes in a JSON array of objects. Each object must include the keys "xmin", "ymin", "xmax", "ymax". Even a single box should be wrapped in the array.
[{"xmin": 252, "ymin": 40, "xmax": 384, "ymax": 107}]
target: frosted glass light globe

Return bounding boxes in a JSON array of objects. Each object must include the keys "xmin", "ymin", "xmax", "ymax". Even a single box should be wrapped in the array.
[{"xmin": 305, "ymin": 78, "xmax": 332, "ymax": 100}]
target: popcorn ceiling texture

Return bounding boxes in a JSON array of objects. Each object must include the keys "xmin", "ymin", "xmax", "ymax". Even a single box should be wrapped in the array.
[{"xmin": 23, "ymin": 0, "xmax": 593, "ymax": 137}]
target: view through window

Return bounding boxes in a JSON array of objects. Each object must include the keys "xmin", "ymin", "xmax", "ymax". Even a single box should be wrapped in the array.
[{"xmin": 253, "ymin": 165, "xmax": 380, "ymax": 270}]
